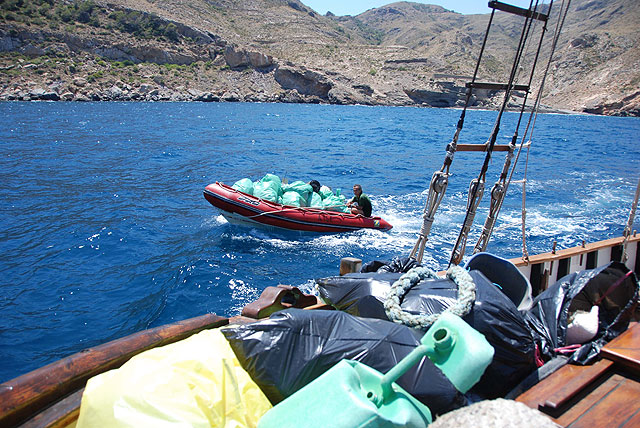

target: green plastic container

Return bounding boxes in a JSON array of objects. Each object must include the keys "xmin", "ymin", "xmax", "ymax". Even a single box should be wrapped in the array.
[
  {"xmin": 258, "ymin": 359, "xmax": 432, "ymax": 428},
  {"xmin": 258, "ymin": 313, "xmax": 494, "ymax": 428},
  {"xmin": 418, "ymin": 312, "xmax": 494, "ymax": 394}
]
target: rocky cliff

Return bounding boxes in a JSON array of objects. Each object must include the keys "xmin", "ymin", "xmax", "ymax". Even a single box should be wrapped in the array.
[{"xmin": 0, "ymin": 0, "xmax": 638, "ymax": 116}]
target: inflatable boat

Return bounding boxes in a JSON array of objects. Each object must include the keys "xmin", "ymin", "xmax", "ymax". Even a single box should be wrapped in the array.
[{"xmin": 203, "ymin": 182, "xmax": 393, "ymax": 233}]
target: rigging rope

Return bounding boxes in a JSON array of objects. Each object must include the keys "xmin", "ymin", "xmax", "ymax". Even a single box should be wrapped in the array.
[
  {"xmin": 473, "ymin": 0, "xmax": 548, "ymax": 255},
  {"xmin": 472, "ymin": 0, "xmax": 572, "ymax": 261},
  {"xmin": 411, "ymin": 0, "xmax": 573, "ymax": 266},
  {"xmin": 622, "ymin": 178, "xmax": 640, "ymax": 262},
  {"xmin": 247, "ymin": 204, "xmax": 347, "ymax": 218},
  {"xmin": 515, "ymin": 0, "xmax": 573, "ymax": 260},
  {"xmin": 409, "ymin": 10, "xmax": 497, "ymax": 263},
  {"xmin": 449, "ymin": 0, "xmax": 540, "ymax": 266}
]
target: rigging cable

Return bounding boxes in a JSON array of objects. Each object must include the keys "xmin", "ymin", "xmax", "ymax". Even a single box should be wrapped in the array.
[
  {"xmin": 515, "ymin": 0, "xmax": 573, "ymax": 260},
  {"xmin": 473, "ymin": 0, "xmax": 549, "ymax": 254},
  {"xmin": 622, "ymin": 177, "xmax": 640, "ymax": 263},
  {"xmin": 409, "ymin": 9, "xmax": 497, "ymax": 263},
  {"xmin": 449, "ymin": 0, "xmax": 538, "ymax": 266}
]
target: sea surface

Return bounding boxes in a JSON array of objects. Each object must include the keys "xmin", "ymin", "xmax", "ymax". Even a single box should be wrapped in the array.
[{"xmin": 1, "ymin": 102, "xmax": 639, "ymax": 382}]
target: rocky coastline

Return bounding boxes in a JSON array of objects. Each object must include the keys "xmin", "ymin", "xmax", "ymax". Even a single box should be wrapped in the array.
[
  {"xmin": 1, "ymin": 0, "xmax": 638, "ymax": 116},
  {"xmin": 0, "ymin": 45, "xmax": 554, "ymax": 113},
  {"xmin": 0, "ymin": 44, "xmax": 529, "ymax": 110}
]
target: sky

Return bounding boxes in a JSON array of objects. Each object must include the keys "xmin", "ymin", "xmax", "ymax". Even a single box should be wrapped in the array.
[{"xmin": 301, "ymin": 0, "xmax": 538, "ymax": 16}]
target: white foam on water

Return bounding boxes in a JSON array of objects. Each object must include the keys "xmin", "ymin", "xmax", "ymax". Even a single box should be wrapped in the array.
[
  {"xmin": 226, "ymin": 278, "xmax": 261, "ymax": 314},
  {"xmin": 202, "ymin": 215, "xmax": 228, "ymax": 228},
  {"xmin": 499, "ymin": 210, "xmax": 586, "ymax": 237},
  {"xmin": 297, "ymin": 279, "xmax": 319, "ymax": 296}
]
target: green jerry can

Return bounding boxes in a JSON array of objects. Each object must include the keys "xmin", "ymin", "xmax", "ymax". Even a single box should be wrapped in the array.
[{"xmin": 258, "ymin": 312, "xmax": 494, "ymax": 428}]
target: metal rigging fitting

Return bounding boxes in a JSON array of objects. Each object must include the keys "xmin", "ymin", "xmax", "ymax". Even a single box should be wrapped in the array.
[
  {"xmin": 451, "ymin": 178, "xmax": 485, "ymax": 266},
  {"xmin": 410, "ymin": 170, "xmax": 450, "ymax": 263}
]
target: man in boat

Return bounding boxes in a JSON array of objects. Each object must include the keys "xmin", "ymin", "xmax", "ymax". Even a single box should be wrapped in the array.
[{"xmin": 347, "ymin": 184, "xmax": 372, "ymax": 217}]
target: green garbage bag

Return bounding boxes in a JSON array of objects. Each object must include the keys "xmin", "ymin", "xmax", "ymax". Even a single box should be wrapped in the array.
[
  {"xmin": 259, "ymin": 174, "xmax": 282, "ymax": 191},
  {"xmin": 323, "ymin": 194, "xmax": 348, "ymax": 212},
  {"xmin": 308, "ymin": 192, "xmax": 323, "ymax": 208},
  {"xmin": 253, "ymin": 182, "xmax": 278, "ymax": 202},
  {"xmin": 319, "ymin": 185, "xmax": 334, "ymax": 200},
  {"xmin": 282, "ymin": 191, "xmax": 307, "ymax": 207},
  {"xmin": 282, "ymin": 181, "xmax": 313, "ymax": 201},
  {"xmin": 231, "ymin": 178, "xmax": 254, "ymax": 195},
  {"xmin": 253, "ymin": 174, "xmax": 283, "ymax": 202}
]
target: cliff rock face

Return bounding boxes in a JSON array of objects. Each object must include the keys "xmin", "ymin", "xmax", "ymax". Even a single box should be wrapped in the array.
[
  {"xmin": 274, "ymin": 66, "xmax": 331, "ymax": 98},
  {"xmin": 404, "ymin": 82, "xmax": 463, "ymax": 107},
  {"xmin": 0, "ymin": 0, "xmax": 637, "ymax": 116},
  {"xmin": 224, "ymin": 45, "xmax": 274, "ymax": 69}
]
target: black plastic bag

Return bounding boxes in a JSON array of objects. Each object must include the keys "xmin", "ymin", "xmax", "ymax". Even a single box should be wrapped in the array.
[
  {"xmin": 361, "ymin": 257, "xmax": 421, "ymax": 273},
  {"xmin": 361, "ymin": 260, "xmax": 389, "ymax": 273},
  {"xmin": 316, "ymin": 272, "xmax": 402, "ymax": 318},
  {"xmin": 316, "ymin": 270, "xmax": 537, "ymax": 399},
  {"xmin": 221, "ymin": 308, "xmax": 467, "ymax": 416},
  {"xmin": 524, "ymin": 261, "xmax": 639, "ymax": 365}
]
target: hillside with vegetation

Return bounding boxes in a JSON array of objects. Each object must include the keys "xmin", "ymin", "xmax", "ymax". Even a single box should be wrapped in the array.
[{"xmin": 0, "ymin": 0, "xmax": 638, "ymax": 116}]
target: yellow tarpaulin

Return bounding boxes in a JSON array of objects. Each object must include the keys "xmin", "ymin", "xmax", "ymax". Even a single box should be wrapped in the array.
[{"xmin": 76, "ymin": 328, "xmax": 272, "ymax": 428}]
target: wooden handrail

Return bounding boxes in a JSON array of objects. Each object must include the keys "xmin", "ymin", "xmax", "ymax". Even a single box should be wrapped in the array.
[
  {"xmin": 510, "ymin": 235, "xmax": 640, "ymax": 267},
  {"xmin": 0, "ymin": 313, "xmax": 228, "ymax": 427}
]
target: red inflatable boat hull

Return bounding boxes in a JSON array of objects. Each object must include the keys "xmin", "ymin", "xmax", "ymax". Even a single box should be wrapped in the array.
[{"xmin": 203, "ymin": 182, "xmax": 393, "ymax": 233}]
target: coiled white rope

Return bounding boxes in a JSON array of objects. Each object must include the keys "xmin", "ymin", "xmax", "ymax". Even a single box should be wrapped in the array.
[{"xmin": 384, "ymin": 265, "xmax": 476, "ymax": 330}]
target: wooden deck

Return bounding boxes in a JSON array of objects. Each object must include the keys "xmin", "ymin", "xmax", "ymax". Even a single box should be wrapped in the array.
[{"xmin": 516, "ymin": 323, "xmax": 640, "ymax": 427}]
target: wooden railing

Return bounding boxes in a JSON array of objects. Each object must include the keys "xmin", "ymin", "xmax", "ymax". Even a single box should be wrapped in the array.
[
  {"xmin": 0, "ymin": 313, "xmax": 228, "ymax": 428},
  {"xmin": 510, "ymin": 234, "xmax": 640, "ymax": 294}
]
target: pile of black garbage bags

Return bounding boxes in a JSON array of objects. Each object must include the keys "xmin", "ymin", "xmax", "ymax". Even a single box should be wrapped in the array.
[{"xmin": 221, "ymin": 255, "xmax": 639, "ymax": 417}]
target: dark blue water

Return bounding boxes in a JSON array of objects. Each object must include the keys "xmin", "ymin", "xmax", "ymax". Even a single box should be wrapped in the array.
[{"xmin": 1, "ymin": 102, "xmax": 638, "ymax": 382}]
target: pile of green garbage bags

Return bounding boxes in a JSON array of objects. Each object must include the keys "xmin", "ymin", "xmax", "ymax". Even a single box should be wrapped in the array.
[{"xmin": 232, "ymin": 174, "xmax": 350, "ymax": 213}]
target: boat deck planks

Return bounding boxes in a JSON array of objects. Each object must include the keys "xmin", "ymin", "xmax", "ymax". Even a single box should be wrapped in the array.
[
  {"xmin": 623, "ymin": 408, "xmax": 640, "ymax": 427},
  {"xmin": 600, "ymin": 322, "xmax": 640, "ymax": 372},
  {"xmin": 568, "ymin": 377, "xmax": 640, "ymax": 428},
  {"xmin": 556, "ymin": 374, "xmax": 639, "ymax": 427},
  {"xmin": 517, "ymin": 323, "xmax": 640, "ymax": 427},
  {"xmin": 541, "ymin": 359, "xmax": 614, "ymax": 409}
]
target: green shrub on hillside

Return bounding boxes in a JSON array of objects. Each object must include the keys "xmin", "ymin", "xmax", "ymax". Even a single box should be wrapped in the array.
[
  {"xmin": 2, "ymin": 0, "xmax": 181, "ymax": 43},
  {"xmin": 113, "ymin": 60, "xmax": 135, "ymax": 68},
  {"xmin": 108, "ymin": 9, "xmax": 181, "ymax": 42},
  {"xmin": 87, "ymin": 70, "xmax": 103, "ymax": 82},
  {"xmin": 55, "ymin": 1, "xmax": 99, "ymax": 26},
  {"xmin": 1, "ymin": 0, "xmax": 26, "ymax": 12}
]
